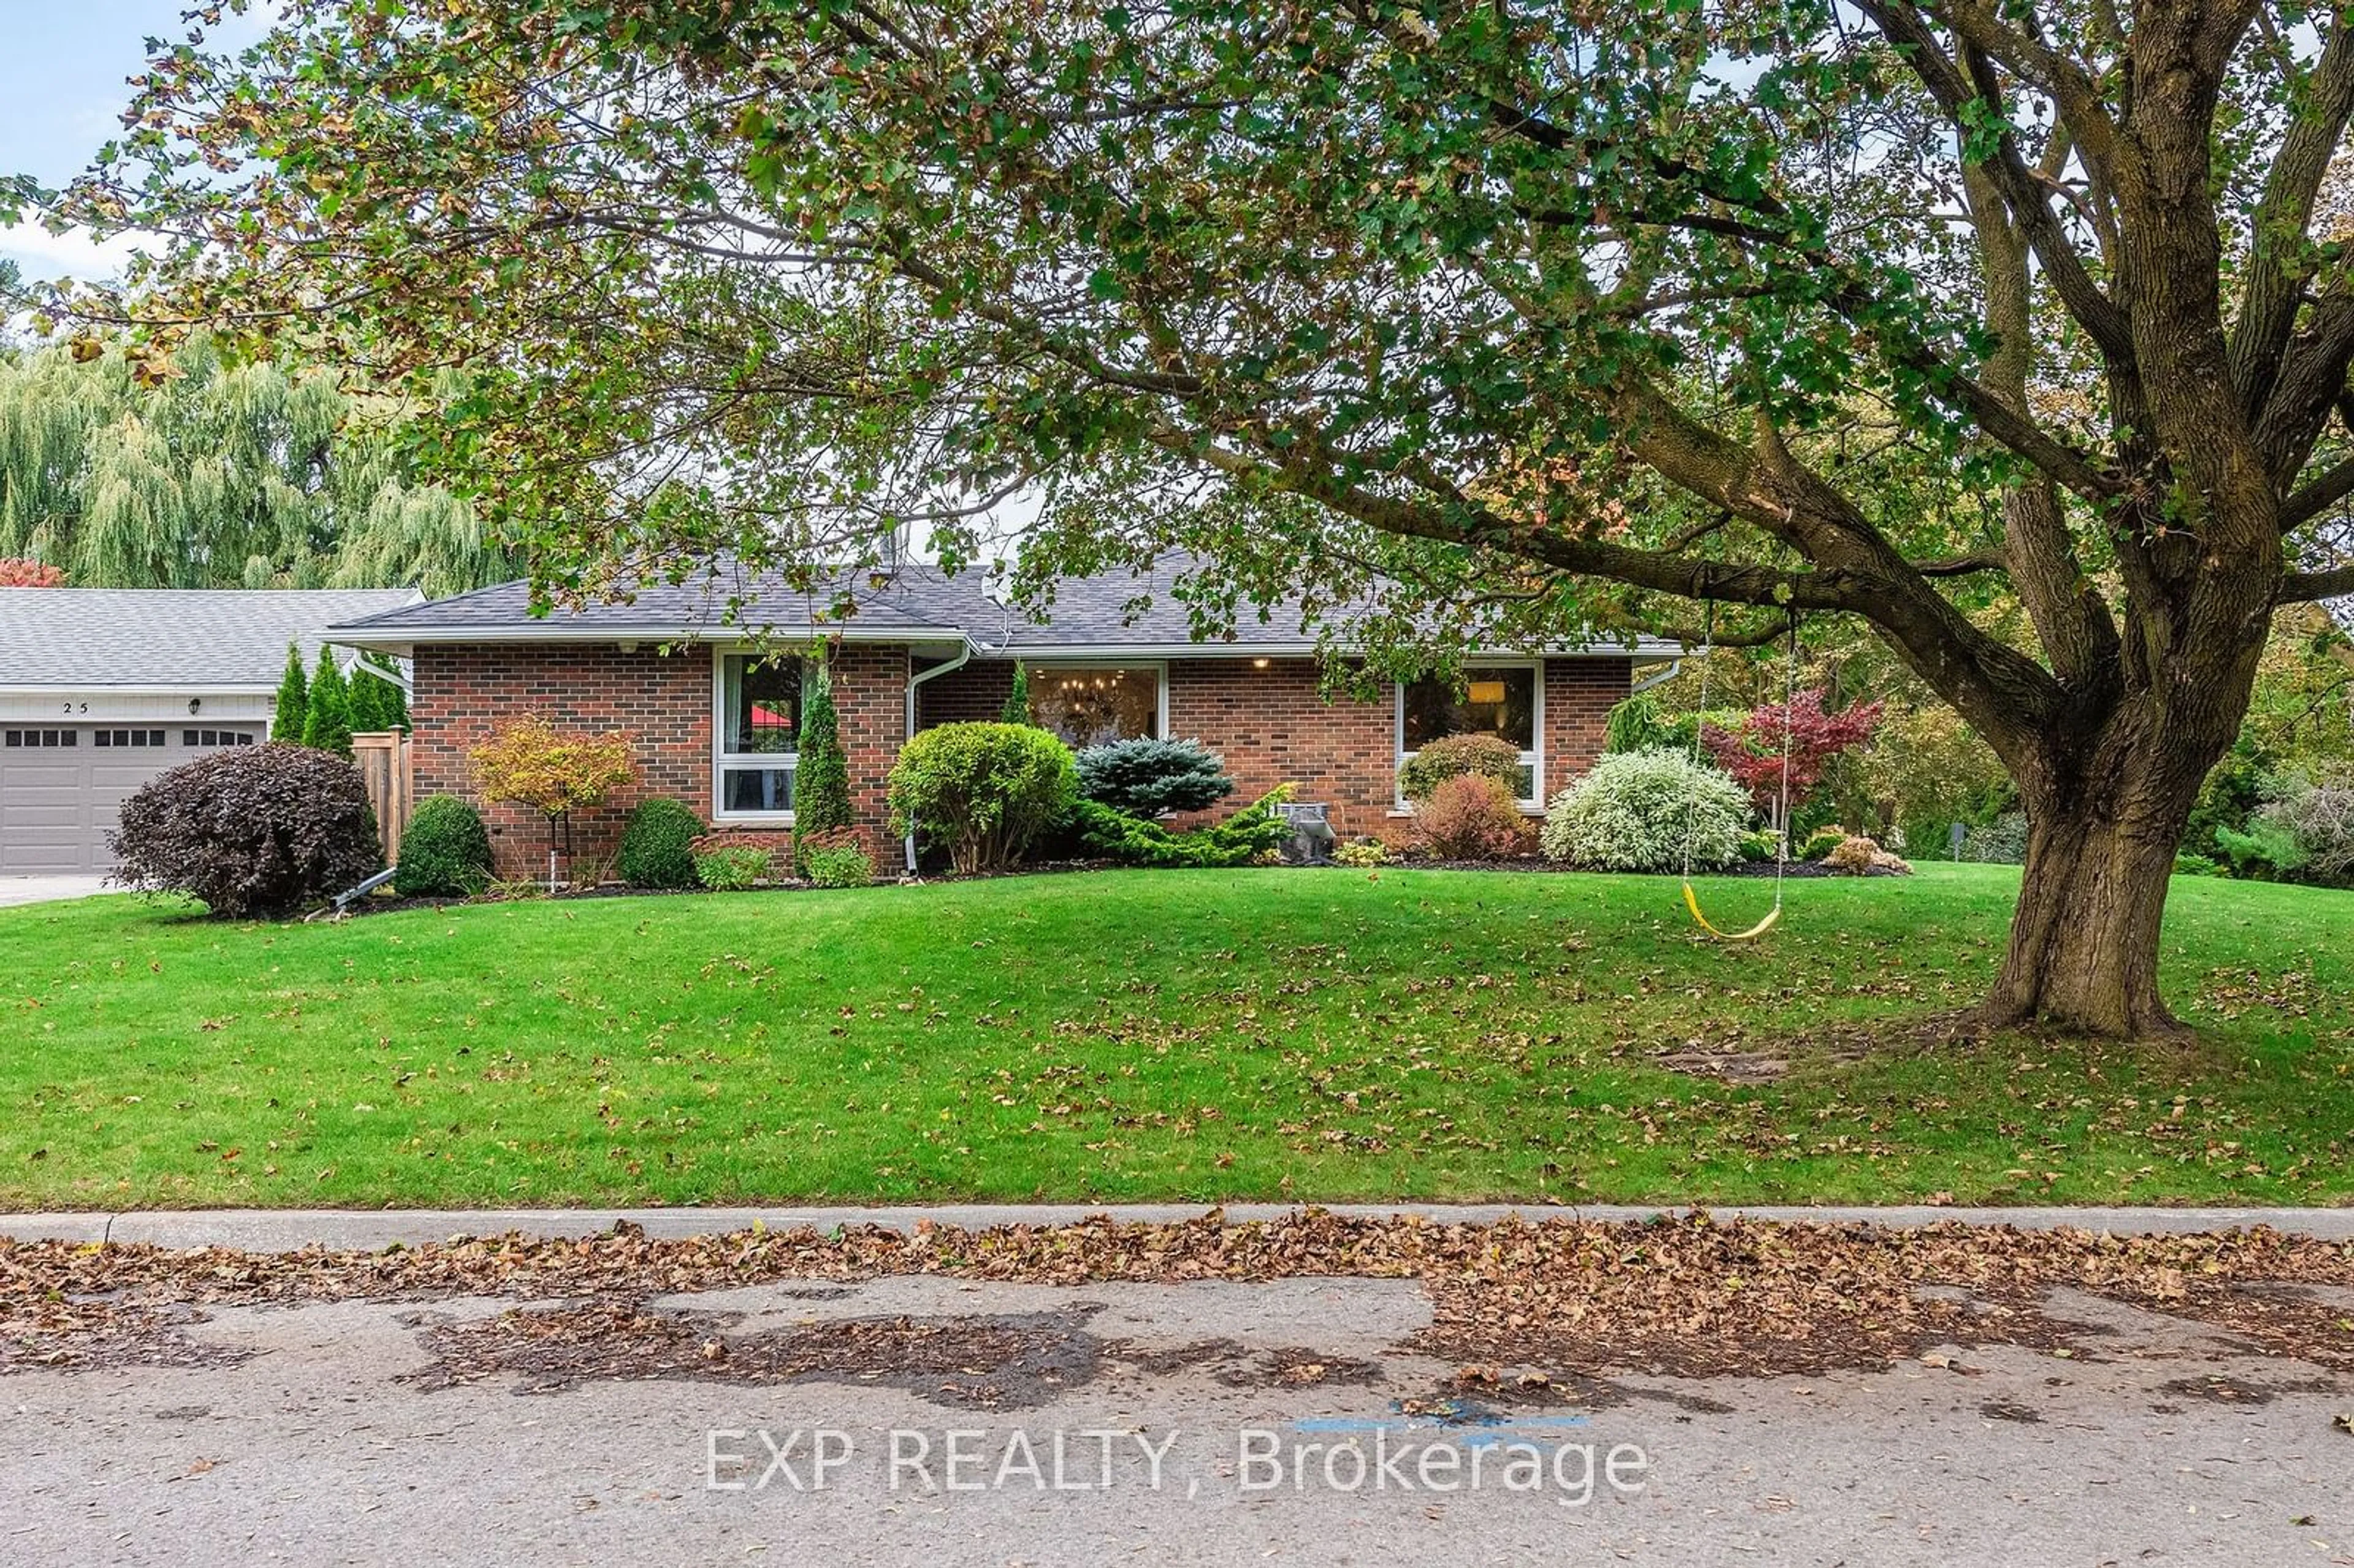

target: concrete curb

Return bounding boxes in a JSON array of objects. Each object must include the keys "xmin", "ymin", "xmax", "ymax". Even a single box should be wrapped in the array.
[{"xmin": 6, "ymin": 1203, "xmax": 2352, "ymax": 1252}]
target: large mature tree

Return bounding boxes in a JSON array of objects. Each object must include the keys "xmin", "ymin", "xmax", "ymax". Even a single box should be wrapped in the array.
[
  {"xmin": 0, "ymin": 333, "xmax": 509, "ymax": 593},
  {"xmin": 12, "ymin": 0, "xmax": 2354, "ymax": 1036}
]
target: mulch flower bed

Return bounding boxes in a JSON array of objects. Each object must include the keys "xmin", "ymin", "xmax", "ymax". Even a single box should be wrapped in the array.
[{"xmin": 6, "ymin": 1212, "xmax": 2349, "ymax": 1385}]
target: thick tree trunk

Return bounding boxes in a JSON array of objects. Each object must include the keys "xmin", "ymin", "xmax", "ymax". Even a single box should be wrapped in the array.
[
  {"xmin": 1971, "ymin": 685, "xmax": 2245, "ymax": 1040},
  {"xmin": 1976, "ymin": 796, "xmax": 2195, "ymax": 1039}
]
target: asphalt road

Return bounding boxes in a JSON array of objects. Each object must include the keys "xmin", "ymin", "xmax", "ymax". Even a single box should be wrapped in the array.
[{"xmin": 5, "ymin": 1265, "xmax": 2348, "ymax": 1565}]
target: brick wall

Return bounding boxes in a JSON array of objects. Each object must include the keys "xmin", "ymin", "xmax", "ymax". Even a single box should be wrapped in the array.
[
  {"xmin": 915, "ymin": 658, "xmax": 1016, "ymax": 727},
  {"xmin": 411, "ymin": 641, "xmax": 908, "ymax": 878},
  {"xmin": 828, "ymin": 644, "xmax": 912, "ymax": 850},
  {"xmin": 915, "ymin": 654, "xmax": 1633, "ymax": 843},
  {"xmin": 409, "ymin": 646, "xmax": 1637, "ymax": 877},
  {"xmin": 1164, "ymin": 658, "xmax": 1399, "ymax": 838},
  {"xmin": 1542, "ymin": 657, "xmax": 1633, "ymax": 805}
]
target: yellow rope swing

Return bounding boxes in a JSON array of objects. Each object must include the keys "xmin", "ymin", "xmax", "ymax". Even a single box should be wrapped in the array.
[{"xmin": 1680, "ymin": 609, "xmax": 1799, "ymax": 942}]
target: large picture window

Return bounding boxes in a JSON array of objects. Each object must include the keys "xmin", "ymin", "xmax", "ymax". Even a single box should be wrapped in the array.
[
  {"xmin": 1027, "ymin": 664, "xmax": 1163, "ymax": 748},
  {"xmin": 1398, "ymin": 664, "xmax": 1541, "ymax": 804},
  {"xmin": 715, "ymin": 653, "xmax": 803, "ymax": 818}
]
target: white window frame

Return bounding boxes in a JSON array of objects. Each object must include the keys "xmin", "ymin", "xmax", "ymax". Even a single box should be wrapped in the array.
[
  {"xmin": 1394, "ymin": 660, "xmax": 1545, "ymax": 810},
  {"xmin": 711, "ymin": 648, "xmax": 803, "ymax": 824},
  {"xmin": 1021, "ymin": 658, "xmax": 1170, "ymax": 747}
]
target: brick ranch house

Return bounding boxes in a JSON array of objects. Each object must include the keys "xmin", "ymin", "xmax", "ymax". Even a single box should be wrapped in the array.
[{"xmin": 326, "ymin": 558, "xmax": 1680, "ymax": 877}]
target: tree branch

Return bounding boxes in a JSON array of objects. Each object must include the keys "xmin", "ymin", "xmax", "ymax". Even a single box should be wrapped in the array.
[
  {"xmin": 1598, "ymin": 376, "xmax": 2065, "ymax": 747},
  {"xmin": 1161, "ymin": 427, "xmax": 1870, "ymax": 615},
  {"xmin": 1652, "ymin": 612, "xmax": 1800, "ymax": 650},
  {"xmin": 1479, "ymin": 100, "xmax": 1791, "ymax": 224},
  {"xmin": 1916, "ymin": 549, "xmax": 2009, "ymax": 576},
  {"xmin": 1930, "ymin": 0, "xmax": 2120, "ymax": 169},
  {"xmin": 2256, "ymin": 289, "xmax": 2354, "ymax": 483},
  {"xmin": 2282, "ymin": 449, "xmax": 2354, "ymax": 533},
  {"xmin": 1955, "ymin": 143, "xmax": 2119, "ymax": 690},
  {"xmin": 1860, "ymin": 0, "xmax": 2136, "ymax": 364},
  {"xmin": 2232, "ymin": 8, "xmax": 2354, "ymax": 417},
  {"xmin": 2279, "ymin": 561, "xmax": 2354, "ymax": 603},
  {"xmin": 1907, "ymin": 348, "xmax": 2123, "ymax": 506}
]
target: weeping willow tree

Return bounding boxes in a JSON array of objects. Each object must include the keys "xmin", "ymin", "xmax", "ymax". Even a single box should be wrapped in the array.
[{"xmin": 0, "ymin": 333, "xmax": 510, "ymax": 592}]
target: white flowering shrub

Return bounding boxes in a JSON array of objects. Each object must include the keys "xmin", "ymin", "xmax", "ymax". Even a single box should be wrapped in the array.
[{"xmin": 1540, "ymin": 748, "xmax": 1752, "ymax": 872}]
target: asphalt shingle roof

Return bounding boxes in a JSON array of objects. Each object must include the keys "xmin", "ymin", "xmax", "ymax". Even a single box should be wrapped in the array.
[
  {"xmin": 328, "ymin": 554, "xmax": 1680, "ymax": 658},
  {"xmin": 329, "ymin": 559, "xmax": 996, "ymax": 640},
  {"xmin": 990, "ymin": 555, "xmax": 1339, "ymax": 652},
  {"xmin": 0, "ymin": 588, "xmax": 421, "ymax": 688}
]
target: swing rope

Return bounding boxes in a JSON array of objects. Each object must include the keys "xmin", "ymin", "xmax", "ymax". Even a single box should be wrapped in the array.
[{"xmin": 1680, "ymin": 608, "xmax": 1798, "ymax": 941}]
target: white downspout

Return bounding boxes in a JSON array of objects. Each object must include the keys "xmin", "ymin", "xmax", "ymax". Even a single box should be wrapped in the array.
[
  {"xmin": 901, "ymin": 637, "xmax": 978, "ymax": 872},
  {"xmin": 1628, "ymin": 658, "xmax": 1684, "ymax": 695}
]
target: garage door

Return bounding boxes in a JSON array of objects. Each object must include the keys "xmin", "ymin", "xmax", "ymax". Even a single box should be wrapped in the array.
[{"xmin": 0, "ymin": 726, "xmax": 261, "ymax": 873}]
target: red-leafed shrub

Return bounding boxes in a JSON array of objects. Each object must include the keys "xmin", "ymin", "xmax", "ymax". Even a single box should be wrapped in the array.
[
  {"xmin": 110, "ymin": 743, "xmax": 382, "ymax": 916},
  {"xmin": 1702, "ymin": 689, "xmax": 1883, "ymax": 819},
  {"xmin": 0, "ymin": 558, "xmax": 67, "ymax": 587},
  {"xmin": 1413, "ymin": 773, "xmax": 1530, "ymax": 860}
]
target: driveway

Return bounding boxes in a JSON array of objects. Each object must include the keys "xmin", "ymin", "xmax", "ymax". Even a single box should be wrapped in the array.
[{"xmin": 0, "ymin": 874, "xmax": 110, "ymax": 907}]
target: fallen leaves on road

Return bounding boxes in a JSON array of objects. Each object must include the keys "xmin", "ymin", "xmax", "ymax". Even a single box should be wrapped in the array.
[
  {"xmin": 2, "ymin": 1211, "xmax": 2350, "ymax": 1384},
  {"xmin": 407, "ymin": 1301, "xmax": 1105, "ymax": 1408}
]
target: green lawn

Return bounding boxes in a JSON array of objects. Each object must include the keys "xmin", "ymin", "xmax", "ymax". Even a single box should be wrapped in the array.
[{"xmin": 2, "ymin": 863, "xmax": 2349, "ymax": 1209}]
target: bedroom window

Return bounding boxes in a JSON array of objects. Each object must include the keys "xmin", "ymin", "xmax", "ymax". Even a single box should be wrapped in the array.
[
  {"xmin": 1397, "ymin": 664, "xmax": 1541, "ymax": 805},
  {"xmin": 714, "ymin": 653, "xmax": 803, "ymax": 818}
]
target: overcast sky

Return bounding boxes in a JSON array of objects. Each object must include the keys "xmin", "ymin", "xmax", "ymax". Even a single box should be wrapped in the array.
[{"xmin": 1, "ymin": 2, "xmax": 270, "ymax": 284}]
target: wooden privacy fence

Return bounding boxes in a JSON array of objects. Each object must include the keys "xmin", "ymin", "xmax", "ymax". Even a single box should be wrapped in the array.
[{"xmin": 352, "ymin": 729, "xmax": 415, "ymax": 863}]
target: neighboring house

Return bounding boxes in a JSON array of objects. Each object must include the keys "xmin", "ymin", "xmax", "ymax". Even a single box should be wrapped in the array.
[
  {"xmin": 325, "ymin": 558, "xmax": 1677, "ymax": 876},
  {"xmin": 0, "ymin": 588, "xmax": 419, "ymax": 873}
]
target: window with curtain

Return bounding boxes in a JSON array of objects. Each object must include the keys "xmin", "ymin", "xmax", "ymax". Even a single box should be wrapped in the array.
[{"xmin": 716, "ymin": 653, "xmax": 803, "ymax": 816}]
